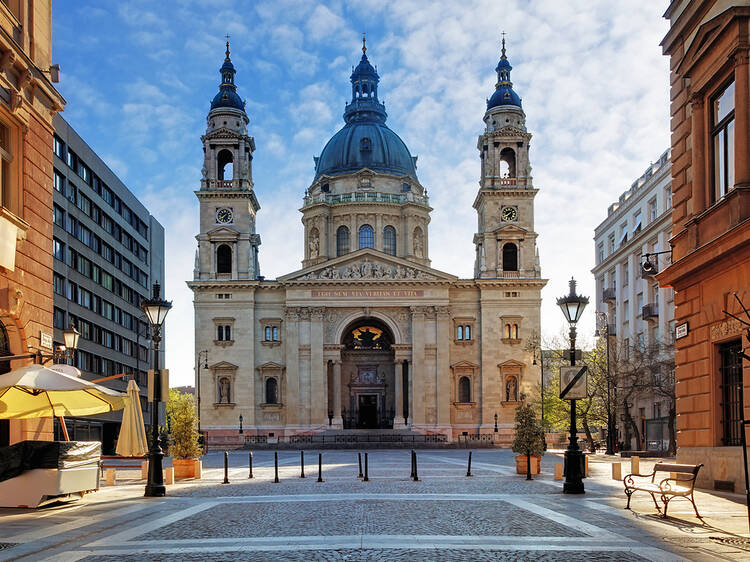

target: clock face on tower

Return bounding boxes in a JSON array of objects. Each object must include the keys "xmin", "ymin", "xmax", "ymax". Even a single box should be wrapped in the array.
[
  {"xmin": 216, "ymin": 208, "xmax": 233, "ymax": 224},
  {"xmin": 501, "ymin": 206, "xmax": 518, "ymax": 222}
]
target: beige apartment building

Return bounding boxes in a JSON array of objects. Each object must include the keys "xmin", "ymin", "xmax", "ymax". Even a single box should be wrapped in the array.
[{"xmin": 189, "ymin": 41, "xmax": 546, "ymax": 447}]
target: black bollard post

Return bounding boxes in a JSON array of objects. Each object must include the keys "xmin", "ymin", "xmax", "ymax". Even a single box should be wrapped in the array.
[
  {"xmin": 358, "ymin": 452, "xmax": 363, "ymax": 478},
  {"xmin": 466, "ymin": 451, "xmax": 473, "ymax": 477},
  {"xmin": 410, "ymin": 450, "xmax": 415, "ymax": 479},
  {"xmin": 248, "ymin": 451, "xmax": 253, "ymax": 479},
  {"xmin": 273, "ymin": 451, "xmax": 280, "ymax": 483},
  {"xmin": 223, "ymin": 451, "xmax": 229, "ymax": 484},
  {"xmin": 300, "ymin": 450, "xmax": 306, "ymax": 479},
  {"xmin": 317, "ymin": 453, "xmax": 323, "ymax": 483},
  {"xmin": 412, "ymin": 450, "xmax": 419, "ymax": 482},
  {"xmin": 363, "ymin": 452, "xmax": 369, "ymax": 482}
]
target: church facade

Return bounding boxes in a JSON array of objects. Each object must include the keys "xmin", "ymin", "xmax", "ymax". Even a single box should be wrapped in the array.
[{"xmin": 188, "ymin": 40, "xmax": 547, "ymax": 447}]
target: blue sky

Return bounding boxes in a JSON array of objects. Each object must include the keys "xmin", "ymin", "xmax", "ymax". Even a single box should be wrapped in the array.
[{"xmin": 52, "ymin": 1, "xmax": 671, "ymax": 386}]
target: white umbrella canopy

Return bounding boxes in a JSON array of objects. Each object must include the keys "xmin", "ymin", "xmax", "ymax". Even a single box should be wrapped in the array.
[
  {"xmin": 115, "ymin": 379, "xmax": 148, "ymax": 457},
  {"xmin": 0, "ymin": 364, "xmax": 127, "ymax": 419}
]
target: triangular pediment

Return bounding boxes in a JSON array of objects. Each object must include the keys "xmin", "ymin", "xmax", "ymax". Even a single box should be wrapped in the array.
[
  {"xmin": 451, "ymin": 360, "xmax": 479, "ymax": 369},
  {"xmin": 206, "ymin": 226, "xmax": 240, "ymax": 240},
  {"xmin": 258, "ymin": 361, "xmax": 284, "ymax": 370},
  {"xmin": 678, "ymin": 15, "xmax": 724, "ymax": 76},
  {"xmin": 209, "ymin": 360, "xmax": 238, "ymax": 370},
  {"xmin": 203, "ymin": 127, "xmax": 242, "ymax": 140},
  {"xmin": 491, "ymin": 224, "xmax": 529, "ymax": 235},
  {"xmin": 279, "ymin": 248, "xmax": 457, "ymax": 282},
  {"xmin": 498, "ymin": 359, "xmax": 525, "ymax": 368}
]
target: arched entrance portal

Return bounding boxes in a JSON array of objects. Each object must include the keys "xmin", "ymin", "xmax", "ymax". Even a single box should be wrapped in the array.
[{"xmin": 340, "ymin": 318, "xmax": 395, "ymax": 429}]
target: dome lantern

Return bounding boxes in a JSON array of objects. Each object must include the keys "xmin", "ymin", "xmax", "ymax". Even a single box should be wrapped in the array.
[
  {"xmin": 487, "ymin": 36, "xmax": 522, "ymax": 110},
  {"xmin": 210, "ymin": 40, "xmax": 246, "ymax": 112}
]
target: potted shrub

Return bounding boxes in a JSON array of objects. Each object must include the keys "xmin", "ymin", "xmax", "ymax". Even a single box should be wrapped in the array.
[
  {"xmin": 166, "ymin": 389, "xmax": 203, "ymax": 479},
  {"xmin": 511, "ymin": 402, "xmax": 545, "ymax": 480}
]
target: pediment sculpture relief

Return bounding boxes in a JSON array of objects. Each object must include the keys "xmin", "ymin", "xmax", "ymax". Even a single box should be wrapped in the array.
[{"xmin": 300, "ymin": 259, "xmax": 437, "ymax": 281}]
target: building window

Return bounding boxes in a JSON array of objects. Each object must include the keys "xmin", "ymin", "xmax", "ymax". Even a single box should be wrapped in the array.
[
  {"xmin": 216, "ymin": 244, "xmax": 232, "ymax": 273},
  {"xmin": 383, "ymin": 225, "xmax": 396, "ymax": 256},
  {"xmin": 53, "ymin": 135, "xmax": 65, "ymax": 159},
  {"xmin": 608, "ymin": 233, "xmax": 615, "ymax": 254},
  {"xmin": 360, "ymin": 137, "xmax": 371, "ymax": 152},
  {"xmin": 502, "ymin": 243, "xmax": 518, "ymax": 271},
  {"xmin": 648, "ymin": 197, "xmax": 657, "ymax": 223},
  {"xmin": 665, "ymin": 187, "xmax": 672, "ymax": 210},
  {"xmin": 618, "ymin": 223, "xmax": 628, "ymax": 246},
  {"xmin": 359, "ymin": 224, "xmax": 374, "ymax": 249},
  {"xmin": 265, "ymin": 377, "xmax": 278, "ymax": 404},
  {"xmin": 720, "ymin": 339, "xmax": 742, "ymax": 446},
  {"xmin": 597, "ymin": 243, "xmax": 604, "ymax": 264},
  {"xmin": 53, "ymin": 238, "xmax": 65, "ymax": 261},
  {"xmin": 0, "ymin": 121, "xmax": 17, "ymax": 216},
  {"xmin": 457, "ymin": 325, "xmax": 463, "ymax": 340},
  {"xmin": 264, "ymin": 325, "xmax": 280, "ymax": 342},
  {"xmin": 53, "ymin": 308, "xmax": 66, "ymax": 330},
  {"xmin": 217, "ymin": 325, "xmax": 232, "ymax": 341},
  {"xmin": 712, "ymin": 80, "xmax": 735, "ymax": 201},
  {"xmin": 336, "ymin": 225, "xmax": 349, "ymax": 256},
  {"xmin": 458, "ymin": 376, "xmax": 471, "ymax": 403},
  {"xmin": 632, "ymin": 210, "xmax": 642, "ymax": 234}
]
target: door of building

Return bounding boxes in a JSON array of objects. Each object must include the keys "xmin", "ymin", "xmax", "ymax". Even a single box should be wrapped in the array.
[{"xmin": 358, "ymin": 394, "xmax": 378, "ymax": 428}]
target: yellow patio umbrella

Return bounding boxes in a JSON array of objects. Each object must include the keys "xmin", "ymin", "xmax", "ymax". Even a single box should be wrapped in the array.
[
  {"xmin": 0, "ymin": 364, "xmax": 127, "ymax": 420},
  {"xmin": 115, "ymin": 379, "xmax": 148, "ymax": 457}
]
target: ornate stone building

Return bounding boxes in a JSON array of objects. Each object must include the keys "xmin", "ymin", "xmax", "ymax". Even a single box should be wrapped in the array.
[{"xmin": 189, "ymin": 40, "xmax": 547, "ymax": 447}]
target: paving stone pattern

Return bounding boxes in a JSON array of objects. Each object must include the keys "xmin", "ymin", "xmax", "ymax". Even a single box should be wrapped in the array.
[
  {"xmin": 83, "ymin": 550, "xmax": 650, "ymax": 562},
  {"xmin": 140, "ymin": 499, "xmax": 582, "ymax": 540}
]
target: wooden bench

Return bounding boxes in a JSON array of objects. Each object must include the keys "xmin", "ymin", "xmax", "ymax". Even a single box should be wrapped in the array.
[
  {"xmin": 623, "ymin": 462, "xmax": 703, "ymax": 519},
  {"xmin": 99, "ymin": 456, "xmax": 145, "ymax": 474}
]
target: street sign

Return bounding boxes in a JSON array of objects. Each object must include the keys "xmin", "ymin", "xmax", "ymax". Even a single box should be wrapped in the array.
[
  {"xmin": 40, "ymin": 331, "xmax": 52, "ymax": 350},
  {"xmin": 559, "ymin": 365, "xmax": 588, "ymax": 400},
  {"xmin": 675, "ymin": 322, "xmax": 689, "ymax": 340}
]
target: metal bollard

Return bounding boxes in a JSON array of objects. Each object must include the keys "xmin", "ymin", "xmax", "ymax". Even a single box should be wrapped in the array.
[
  {"xmin": 223, "ymin": 451, "xmax": 229, "ymax": 484},
  {"xmin": 300, "ymin": 450, "xmax": 306, "ymax": 479},
  {"xmin": 358, "ymin": 452, "xmax": 363, "ymax": 478},
  {"xmin": 412, "ymin": 450, "xmax": 419, "ymax": 482},
  {"xmin": 274, "ymin": 451, "xmax": 280, "ymax": 483},
  {"xmin": 317, "ymin": 453, "xmax": 323, "ymax": 483},
  {"xmin": 248, "ymin": 451, "xmax": 254, "ymax": 479},
  {"xmin": 363, "ymin": 452, "xmax": 369, "ymax": 482},
  {"xmin": 466, "ymin": 451, "xmax": 473, "ymax": 477},
  {"xmin": 410, "ymin": 450, "xmax": 415, "ymax": 479}
]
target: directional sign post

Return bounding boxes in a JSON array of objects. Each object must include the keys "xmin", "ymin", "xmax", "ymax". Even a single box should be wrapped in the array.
[{"xmin": 559, "ymin": 366, "xmax": 588, "ymax": 400}]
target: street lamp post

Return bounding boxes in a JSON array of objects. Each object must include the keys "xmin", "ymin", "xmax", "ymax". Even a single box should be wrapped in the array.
[
  {"xmin": 239, "ymin": 414, "xmax": 243, "ymax": 434},
  {"xmin": 494, "ymin": 412, "xmax": 498, "ymax": 433},
  {"xmin": 596, "ymin": 312, "xmax": 616, "ymax": 455},
  {"xmin": 142, "ymin": 282, "xmax": 172, "ymax": 498},
  {"xmin": 196, "ymin": 350, "xmax": 208, "ymax": 435},
  {"xmin": 557, "ymin": 278, "xmax": 589, "ymax": 495}
]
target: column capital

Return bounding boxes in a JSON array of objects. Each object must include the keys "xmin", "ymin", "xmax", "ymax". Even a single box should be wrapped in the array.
[
  {"xmin": 410, "ymin": 305, "xmax": 430, "ymax": 316},
  {"xmin": 284, "ymin": 306, "xmax": 301, "ymax": 321},
  {"xmin": 731, "ymin": 47, "xmax": 750, "ymax": 67},
  {"xmin": 310, "ymin": 306, "xmax": 325, "ymax": 320},
  {"xmin": 689, "ymin": 92, "xmax": 704, "ymax": 108},
  {"xmin": 435, "ymin": 306, "xmax": 451, "ymax": 316}
]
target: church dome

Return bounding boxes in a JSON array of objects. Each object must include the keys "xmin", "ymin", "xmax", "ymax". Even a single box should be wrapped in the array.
[
  {"xmin": 314, "ymin": 41, "xmax": 418, "ymax": 181},
  {"xmin": 487, "ymin": 38, "xmax": 522, "ymax": 110},
  {"xmin": 210, "ymin": 42, "xmax": 246, "ymax": 112}
]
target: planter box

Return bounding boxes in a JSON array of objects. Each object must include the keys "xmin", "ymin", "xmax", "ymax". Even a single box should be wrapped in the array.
[
  {"xmin": 173, "ymin": 458, "xmax": 200, "ymax": 479},
  {"xmin": 515, "ymin": 455, "xmax": 541, "ymax": 475}
]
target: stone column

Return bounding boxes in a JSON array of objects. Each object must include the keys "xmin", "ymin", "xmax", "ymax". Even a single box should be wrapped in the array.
[
  {"xmin": 310, "ymin": 307, "xmax": 326, "ymax": 425},
  {"xmin": 393, "ymin": 360, "xmax": 405, "ymax": 427},
  {"xmin": 231, "ymin": 241, "xmax": 238, "ymax": 279},
  {"xmin": 435, "ymin": 307, "xmax": 451, "ymax": 427},
  {"xmin": 690, "ymin": 95, "xmax": 707, "ymax": 212},
  {"xmin": 332, "ymin": 360, "xmax": 343, "ymax": 427},
  {"xmin": 406, "ymin": 359, "xmax": 413, "ymax": 426},
  {"xmin": 410, "ymin": 307, "xmax": 426, "ymax": 426},
  {"xmin": 284, "ymin": 308, "xmax": 300, "ymax": 426},
  {"xmin": 210, "ymin": 242, "xmax": 216, "ymax": 279},
  {"xmin": 734, "ymin": 51, "xmax": 750, "ymax": 188}
]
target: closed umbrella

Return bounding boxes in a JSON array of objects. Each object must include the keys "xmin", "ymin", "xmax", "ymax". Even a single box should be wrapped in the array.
[
  {"xmin": 0, "ymin": 364, "xmax": 126, "ymax": 419},
  {"xmin": 115, "ymin": 379, "xmax": 148, "ymax": 457}
]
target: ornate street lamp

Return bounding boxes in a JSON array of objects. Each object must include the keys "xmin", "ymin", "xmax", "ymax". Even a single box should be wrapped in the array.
[
  {"xmin": 557, "ymin": 277, "xmax": 589, "ymax": 494},
  {"xmin": 196, "ymin": 350, "xmax": 208, "ymax": 436},
  {"xmin": 142, "ymin": 282, "xmax": 172, "ymax": 498},
  {"xmin": 63, "ymin": 323, "xmax": 80, "ymax": 352}
]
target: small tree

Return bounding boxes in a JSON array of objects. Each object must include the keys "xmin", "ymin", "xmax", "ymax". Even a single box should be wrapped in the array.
[
  {"xmin": 166, "ymin": 389, "xmax": 202, "ymax": 459},
  {"xmin": 511, "ymin": 403, "xmax": 545, "ymax": 480}
]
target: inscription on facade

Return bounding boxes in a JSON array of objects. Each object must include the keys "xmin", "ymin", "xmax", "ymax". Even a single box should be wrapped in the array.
[{"xmin": 312, "ymin": 290, "xmax": 424, "ymax": 298}]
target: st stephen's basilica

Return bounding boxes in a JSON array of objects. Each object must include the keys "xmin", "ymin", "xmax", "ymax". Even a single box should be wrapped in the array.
[{"xmin": 188, "ymin": 38, "xmax": 547, "ymax": 447}]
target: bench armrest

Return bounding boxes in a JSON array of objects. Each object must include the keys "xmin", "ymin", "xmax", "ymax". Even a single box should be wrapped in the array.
[
  {"xmin": 624, "ymin": 472, "xmax": 654, "ymax": 482},
  {"xmin": 657, "ymin": 476, "xmax": 695, "ymax": 493}
]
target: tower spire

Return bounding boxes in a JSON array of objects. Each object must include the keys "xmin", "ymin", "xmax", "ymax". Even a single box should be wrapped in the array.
[
  {"xmin": 362, "ymin": 32, "xmax": 367, "ymax": 54},
  {"xmin": 225, "ymin": 34, "xmax": 231, "ymax": 60},
  {"xmin": 501, "ymin": 31, "xmax": 506, "ymax": 59}
]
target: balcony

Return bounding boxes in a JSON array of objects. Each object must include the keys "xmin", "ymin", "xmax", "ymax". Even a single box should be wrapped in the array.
[
  {"xmin": 302, "ymin": 191, "xmax": 430, "ymax": 208},
  {"xmin": 642, "ymin": 303, "xmax": 659, "ymax": 321},
  {"xmin": 602, "ymin": 288, "xmax": 616, "ymax": 302}
]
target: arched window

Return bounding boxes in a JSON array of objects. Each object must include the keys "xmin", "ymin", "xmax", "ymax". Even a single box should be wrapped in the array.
[
  {"xmin": 336, "ymin": 226, "xmax": 350, "ymax": 256},
  {"xmin": 360, "ymin": 137, "xmax": 371, "ymax": 152},
  {"xmin": 217, "ymin": 325, "xmax": 224, "ymax": 341},
  {"xmin": 512, "ymin": 324, "xmax": 519, "ymax": 339},
  {"xmin": 359, "ymin": 224, "xmax": 374, "ymax": 249},
  {"xmin": 224, "ymin": 325, "xmax": 231, "ymax": 341},
  {"xmin": 264, "ymin": 326, "xmax": 272, "ymax": 341},
  {"xmin": 383, "ymin": 226, "xmax": 396, "ymax": 256},
  {"xmin": 266, "ymin": 377, "xmax": 278, "ymax": 404},
  {"xmin": 504, "ymin": 324, "xmax": 511, "ymax": 339},
  {"xmin": 457, "ymin": 325, "xmax": 463, "ymax": 340},
  {"xmin": 502, "ymin": 243, "xmax": 518, "ymax": 271},
  {"xmin": 217, "ymin": 244, "xmax": 232, "ymax": 274},
  {"xmin": 218, "ymin": 377, "xmax": 231, "ymax": 404},
  {"xmin": 458, "ymin": 376, "xmax": 471, "ymax": 403},
  {"xmin": 499, "ymin": 147, "xmax": 516, "ymax": 178},
  {"xmin": 217, "ymin": 149, "xmax": 233, "ymax": 181},
  {"xmin": 465, "ymin": 325, "xmax": 471, "ymax": 340}
]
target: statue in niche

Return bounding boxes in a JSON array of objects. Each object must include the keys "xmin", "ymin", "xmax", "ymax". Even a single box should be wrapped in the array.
[
  {"xmin": 358, "ymin": 328, "xmax": 377, "ymax": 348},
  {"xmin": 505, "ymin": 376, "xmax": 517, "ymax": 402},
  {"xmin": 413, "ymin": 229, "xmax": 424, "ymax": 258},
  {"xmin": 309, "ymin": 230, "xmax": 320, "ymax": 258},
  {"xmin": 219, "ymin": 377, "xmax": 231, "ymax": 404}
]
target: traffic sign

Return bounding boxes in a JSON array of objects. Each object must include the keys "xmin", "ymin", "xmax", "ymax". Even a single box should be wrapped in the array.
[{"xmin": 559, "ymin": 365, "xmax": 588, "ymax": 400}]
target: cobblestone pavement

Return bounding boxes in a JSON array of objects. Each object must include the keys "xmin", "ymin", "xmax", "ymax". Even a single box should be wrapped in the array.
[{"xmin": 0, "ymin": 449, "xmax": 747, "ymax": 561}]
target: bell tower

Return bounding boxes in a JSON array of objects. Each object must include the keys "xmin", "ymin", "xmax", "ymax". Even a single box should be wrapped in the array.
[
  {"xmin": 473, "ymin": 38, "xmax": 540, "ymax": 280},
  {"xmin": 194, "ymin": 42, "xmax": 261, "ymax": 281}
]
